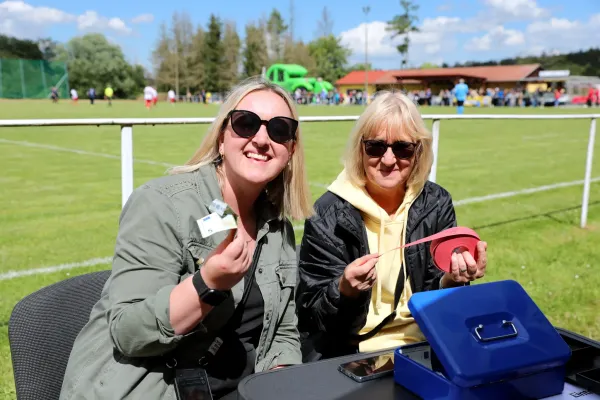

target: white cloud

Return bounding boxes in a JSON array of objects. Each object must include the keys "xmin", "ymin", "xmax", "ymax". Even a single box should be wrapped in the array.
[
  {"xmin": 77, "ymin": 11, "xmax": 132, "ymax": 35},
  {"xmin": 524, "ymin": 14, "xmax": 600, "ymax": 55},
  {"xmin": 465, "ymin": 26, "xmax": 525, "ymax": 51},
  {"xmin": 484, "ymin": 0, "xmax": 549, "ymax": 21},
  {"xmin": 131, "ymin": 13, "xmax": 154, "ymax": 24},
  {"xmin": 0, "ymin": 1, "xmax": 134, "ymax": 38},
  {"xmin": 339, "ymin": 17, "xmax": 462, "ymax": 66}
]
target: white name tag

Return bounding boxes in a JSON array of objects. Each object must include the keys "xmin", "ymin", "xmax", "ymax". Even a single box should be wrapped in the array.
[{"xmin": 197, "ymin": 213, "xmax": 237, "ymax": 238}]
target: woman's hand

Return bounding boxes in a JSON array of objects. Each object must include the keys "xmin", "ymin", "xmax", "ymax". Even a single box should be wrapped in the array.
[
  {"xmin": 339, "ymin": 253, "xmax": 380, "ymax": 298},
  {"xmin": 200, "ymin": 229, "xmax": 253, "ymax": 291},
  {"xmin": 442, "ymin": 241, "xmax": 487, "ymax": 287}
]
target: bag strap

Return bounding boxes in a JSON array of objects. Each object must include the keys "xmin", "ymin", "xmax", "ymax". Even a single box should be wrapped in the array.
[
  {"xmin": 198, "ymin": 239, "xmax": 264, "ymax": 367},
  {"xmin": 166, "ymin": 238, "xmax": 265, "ymax": 370},
  {"xmin": 347, "ymin": 264, "xmax": 405, "ymax": 345}
]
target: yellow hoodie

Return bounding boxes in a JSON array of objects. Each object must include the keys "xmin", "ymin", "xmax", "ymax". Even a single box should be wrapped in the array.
[{"xmin": 328, "ymin": 169, "xmax": 426, "ymax": 353}]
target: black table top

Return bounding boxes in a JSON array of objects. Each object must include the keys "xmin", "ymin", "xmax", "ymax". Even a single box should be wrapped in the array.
[
  {"xmin": 237, "ymin": 348, "xmax": 418, "ymax": 400},
  {"xmin": 237, "ymin": 328, "xmax": 600, "ymax": 400}
]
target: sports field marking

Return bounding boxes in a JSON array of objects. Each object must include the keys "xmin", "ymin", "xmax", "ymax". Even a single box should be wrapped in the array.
[
  {"xmin": 0, "ymin": 138, "xmax": 328, "ymax": 189},
  {"xmin": 4, "ymin": 176, "xmax": 598, "ymax": 281},
  {"xmin": 0, "ymin": 257, "xmax": 113, "ymax": 281},
  {"xmin": 0, "ymin": 138, "xmax": 173, "ymax": 167}
]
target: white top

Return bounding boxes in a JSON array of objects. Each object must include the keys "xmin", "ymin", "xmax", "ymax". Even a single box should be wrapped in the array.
[
  {"xmin": 143, "ymin": 86, "xmax": 154, "ymax": 100},
  {"xmin": 151, "ymin": 87, "xmax": 158, "ymax": 97},
  {"xmin": 167, "ymin": 90, "xmax": 175, "ymax": 99},
  {"xmin": 70, "ymin": 89, "xmax": 78, "ymax": 98}
]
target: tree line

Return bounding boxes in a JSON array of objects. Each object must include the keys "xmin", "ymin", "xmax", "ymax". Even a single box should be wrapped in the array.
[{"xmin": 152, "ymin": 7, "xmax": 355, "ymax": 96}]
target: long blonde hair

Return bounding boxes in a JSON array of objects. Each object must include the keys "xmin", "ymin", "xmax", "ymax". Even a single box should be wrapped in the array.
[
  {"xmin": 170, "ymin": 76, "xmax": 313, "ymax": 221},
  {"xmin": 344, "ymin": 90, "xmax": 433, "ymax": 190}
]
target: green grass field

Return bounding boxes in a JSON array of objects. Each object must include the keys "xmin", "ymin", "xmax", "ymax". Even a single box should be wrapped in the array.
[{"xmin": 1, "ymin": 99, "xmax": 599, "ymax": 399}]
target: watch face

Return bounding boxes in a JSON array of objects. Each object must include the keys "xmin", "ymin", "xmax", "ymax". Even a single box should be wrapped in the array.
[{"xmin": 202, "ymin": 288, "xmax": 229, "ymax": 306}]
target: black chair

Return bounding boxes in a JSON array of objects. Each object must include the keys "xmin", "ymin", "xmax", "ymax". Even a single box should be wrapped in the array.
[{"xmin": 8, "ymin": 270, "xmax": 111, "ymax": 400}]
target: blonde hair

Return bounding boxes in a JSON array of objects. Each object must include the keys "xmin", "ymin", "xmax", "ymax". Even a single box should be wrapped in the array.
[
  {"xmin": 344, "ymin": 90, "xmax": 433, "ymax": 190},
  {"xmin": 170, "ymin": 76, "xmax": 313, "ymax": 221}
]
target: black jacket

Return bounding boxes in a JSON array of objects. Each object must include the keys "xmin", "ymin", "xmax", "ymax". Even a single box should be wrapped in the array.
[{"xmin": 296, "ymin": 181, "xmax": 457, "ymax": 359}]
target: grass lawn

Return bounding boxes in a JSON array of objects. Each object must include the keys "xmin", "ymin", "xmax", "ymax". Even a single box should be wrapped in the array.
[{"xmin": 0, "ymin": 99, "xmax": 599, "ymax": 399}]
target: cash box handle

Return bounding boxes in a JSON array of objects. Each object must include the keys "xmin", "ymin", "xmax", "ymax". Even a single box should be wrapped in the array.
[{"xmin": 474, "ymin": 320, "xmax": 518, "ymax": 342}]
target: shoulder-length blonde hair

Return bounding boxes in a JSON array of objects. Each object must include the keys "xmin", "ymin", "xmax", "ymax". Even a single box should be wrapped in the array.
[
  {"xmin": 170, "ymin": 76, "xmax": 313, "ymax": 221},
  {"xmin": 344, "ymin": 90, "xmax": 433, "ymax": 191}
]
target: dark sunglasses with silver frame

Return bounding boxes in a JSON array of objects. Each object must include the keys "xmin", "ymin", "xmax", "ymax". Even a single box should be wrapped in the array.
[
  {"xmin": 362, "ymin": 139, "xmax": 419, "ymax": 160},
  {"xmin": 226, "ymin": 109, "xmax": 298, "ymax": 144}
]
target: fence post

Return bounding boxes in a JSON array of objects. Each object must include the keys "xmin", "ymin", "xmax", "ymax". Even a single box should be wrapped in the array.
[
  {"xmin": 429, "ymin": 119, "xmax": 441, "ymax": 183},
  {"xmin": 0, "ymin": 59, "xmax": 2, "ymax": 98},
  {"xmin": 581, "ymin": 118, "xmax": 597, "ymax": 228},
  {"xmin": 40, "ymin": 60, "xmax": 47, "ymax": 93},
  {"xmin": 19, "ymin": 59, "xmax": 26, "ymax": 98},
  {"xmin": 121, "ymin": 126, "xmax": 134, "ymax": 208}
]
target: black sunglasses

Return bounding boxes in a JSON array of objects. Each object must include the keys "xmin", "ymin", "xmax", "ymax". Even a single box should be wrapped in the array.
[
  {"xmin": 226, "ymin": 110, "xmax": 297, "ymax": 144},
  {"xmin": 362, "ymin": 139, "xmax": 418, "ymax": 159}
]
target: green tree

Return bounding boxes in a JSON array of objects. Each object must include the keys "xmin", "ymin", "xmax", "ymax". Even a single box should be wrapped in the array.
[
  {"xmin": 64, "ymin": 33, "xmax": 145, "ymax": 98},
  {"xmin": 242, "ymin": 21, "xmax": 268, "ymax": 78},
  {"xmin": 347, "ymin": 62, "xmax": 374, "ymax": 72},
  {"xmin": 172, "ymin": 12, "xmax": 194, "ymax": 95},
  {"xmin": 152, "ymin": 22, "xmax": 177, "ymax": 91},
  {"xmin": 420, "ymin": 62, "xmax": 439, "ymax": 69},
  {"xmin": 203, "ymin": 14, "xmax": 225, "ymax": 93},
  {"xmin": 188, "ymin": 27, "xmax": 205, "ymax": 91},
  {"xmin": 266, "ymin": 9, "xmax": 287, "ymax": 62},
  {"xmin": 308, "ymin": 35, "xmax": 351, "ymax": 83},
  {"xmin": 0, "ymin": 34, "xmax": 43, "ymax": 59},
  {"xmin": 386, "ymin": 0, "xmax": 420, "ymax": 68},
  {"xmin": 222, "ymin": 21, "xmax": 241, "ymax": 90},
  {"xmin": 283, "ymin": 38, "xmax": 317, "ymax": 74}
]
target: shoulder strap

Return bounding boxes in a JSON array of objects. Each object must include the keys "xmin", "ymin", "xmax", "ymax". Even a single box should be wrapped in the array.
[{"xmin": 198, "ymin": 239, "xmax": 264, "ymax": 367}]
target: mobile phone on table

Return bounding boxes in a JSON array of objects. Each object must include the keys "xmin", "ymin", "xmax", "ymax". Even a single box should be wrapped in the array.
[
  {"xmin": 338, "ymin": 351, "xmax": 395, "ymax": 383},
  {"xmin": 174, "ymin": 367, "xmax": 214, "ymax": 400}
]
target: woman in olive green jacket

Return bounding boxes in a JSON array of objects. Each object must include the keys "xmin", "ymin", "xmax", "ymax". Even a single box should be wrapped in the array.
[{"xmin": 60, "ymin": 77, "xmax": 313, "ymax": 400}]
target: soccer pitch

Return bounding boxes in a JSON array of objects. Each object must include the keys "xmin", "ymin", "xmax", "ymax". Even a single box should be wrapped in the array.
[{"xmin": 0, "ymin": 100, "xmax": 599, "ymax": 398}]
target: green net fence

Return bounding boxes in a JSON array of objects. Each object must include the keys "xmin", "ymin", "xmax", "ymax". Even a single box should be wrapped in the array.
[{"xmin": 0, "ymin": 58, "xmax": 68, "ymax": 99}]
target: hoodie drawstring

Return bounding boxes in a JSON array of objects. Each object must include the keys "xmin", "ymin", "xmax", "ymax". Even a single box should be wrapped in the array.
[{"xmin": 376, "ymin": 208, "xmax": 385, "ymax": 311}]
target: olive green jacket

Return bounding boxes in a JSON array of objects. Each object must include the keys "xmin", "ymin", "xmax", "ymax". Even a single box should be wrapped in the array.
[{"xmin": 60, "ymin": 163, "xmax": 301, "ymax": 399}]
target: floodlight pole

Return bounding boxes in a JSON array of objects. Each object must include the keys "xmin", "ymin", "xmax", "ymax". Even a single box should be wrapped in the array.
[{"xmin": 363, "ymin": 6, "xmax": 370, "ymax": 106}]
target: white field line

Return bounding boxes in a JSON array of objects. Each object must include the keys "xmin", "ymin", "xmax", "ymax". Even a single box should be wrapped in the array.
[
  {"xmin": 0, "ymin": 257, "xmax": 113, "ymax": 281},
  {"xmin": 0, "ymin": 138, "xmax": 328, "ymax": 189}
]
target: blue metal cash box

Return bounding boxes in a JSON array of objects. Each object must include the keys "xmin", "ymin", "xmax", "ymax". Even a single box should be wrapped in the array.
[{"xmin": 393, "ymin": 280, "xmax": 572, "ymax": 399}]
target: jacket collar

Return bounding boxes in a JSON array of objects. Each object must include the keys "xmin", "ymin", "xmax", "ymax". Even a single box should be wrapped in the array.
[{"xmin": 336, "ymin": 182, "xmax": 437, "ymax": 245}]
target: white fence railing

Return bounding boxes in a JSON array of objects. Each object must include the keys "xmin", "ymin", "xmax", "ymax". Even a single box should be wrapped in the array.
[{"xmin": 1, "ymin": 114, "xmax": 597, "ymax": 228}]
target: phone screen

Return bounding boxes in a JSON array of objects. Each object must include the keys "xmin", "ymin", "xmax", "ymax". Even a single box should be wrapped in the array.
[
  {"xmin": 174, "ymin": 368, "xmax": 213, "ymax": 400},
  {"xmin": 339, "ymin": 352, "xmax": 395, "ymax": 379}
]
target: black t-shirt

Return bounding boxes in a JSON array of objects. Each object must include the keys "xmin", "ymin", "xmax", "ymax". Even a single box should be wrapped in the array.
[{"xmin": 205, "ymin": 270, "xmax": 265, "ymax": 398}]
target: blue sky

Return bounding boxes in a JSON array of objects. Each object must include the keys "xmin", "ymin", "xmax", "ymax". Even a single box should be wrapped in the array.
[{"xmin": 0, "ymin": 0, "xmax": 598, "ymax": 71}]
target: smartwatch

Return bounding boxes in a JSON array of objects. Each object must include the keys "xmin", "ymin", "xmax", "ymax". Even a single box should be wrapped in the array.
[{"xmin": 192, "ymin": 271, "xmax": 230, "ymax": 306}]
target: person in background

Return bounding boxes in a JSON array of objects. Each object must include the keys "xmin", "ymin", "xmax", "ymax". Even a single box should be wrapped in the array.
[
  {"xmin": 50, "ymin": 87, "xmax": 59, "ymax": 103},
  {"xmin": 104, "ymin": 85, "xmax": 114, "ymax": 107},
  {"xmin": 296, "ymin": 90, "xmax": 488, "ymax": 360},
  {"xmin": 453, "ymin": 78, "xmax": 469, "ymax": 114},
  {"xmin": 143, "ymin": 85, "xmax": 154, "ymax": 109},
  {"xmin": 88, "ymin": 87, "xmax": 96, "ymax": 105},
  {"xmin": 60, "ymin": 77, "xmax": 313, "ymax": 399},
  {"xmin": 168, "ymin": 89, "xmax": 176, "ymax": 105},
  {"xmin": 70, "ymin": 88, "xmax": 78, "ymax": 104},
  {"xmin": 152, "ymin": 87, "xmax": 158, "ymax": 106}
]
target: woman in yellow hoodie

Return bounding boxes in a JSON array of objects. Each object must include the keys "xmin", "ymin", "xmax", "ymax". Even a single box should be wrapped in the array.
[{"xmin": 296, "ymin": 90, "xmax": 488, "ymax": 360}]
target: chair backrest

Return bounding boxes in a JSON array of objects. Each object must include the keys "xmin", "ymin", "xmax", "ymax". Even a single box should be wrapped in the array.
[{"xmin": 8, "ymin": 270, "xmax": 111, "ymax": 400}]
